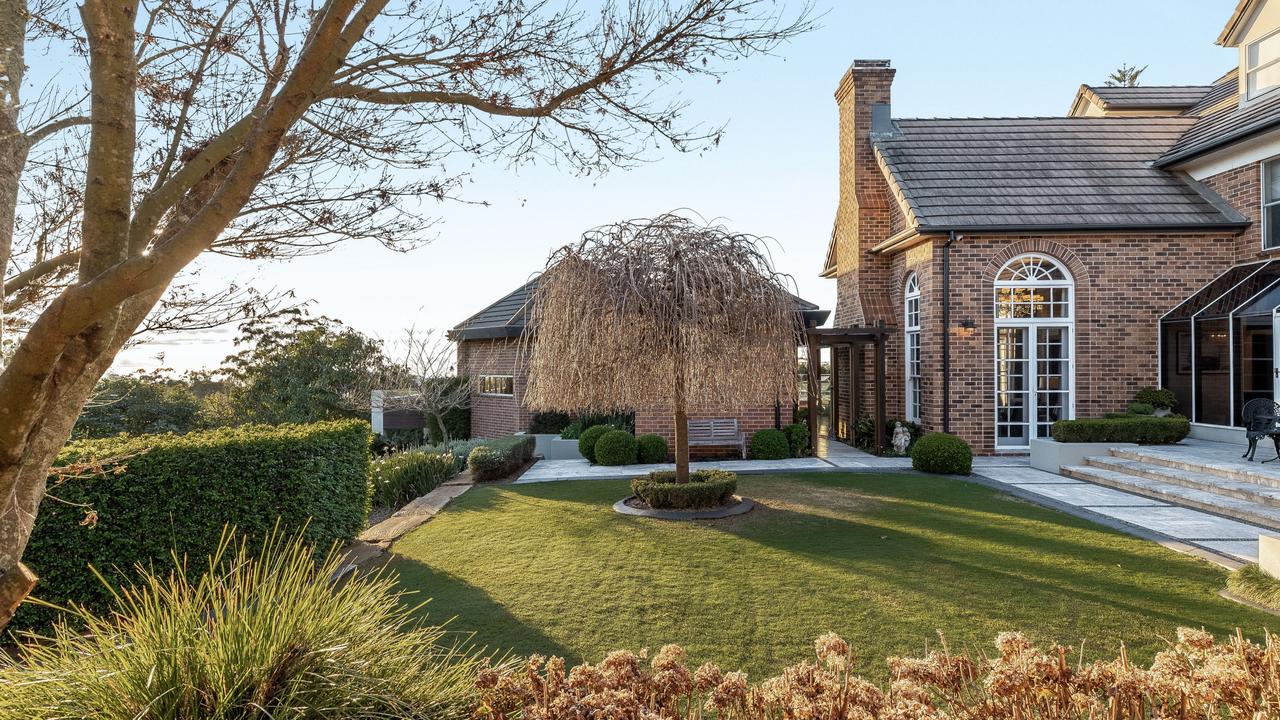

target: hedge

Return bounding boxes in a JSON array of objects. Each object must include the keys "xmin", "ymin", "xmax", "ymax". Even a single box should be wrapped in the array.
[
  {"xmin": 369, "ymin": 449, "xmax": 458, "ymax": 508},
  {"xmin": 578, "ymin": 425, "xmax": 612, "ymax": 463},
  {"xmin": 528, "ymin": 411, "xmax": 573, "ymax": 435},
  {"xmin": 630, "ymin": 470, "xmax": 738, "ymax": 509},
  {"xmin": 595, "ymin": 430, "xmax": 638, "ymax": 466},
  {"xmin": 782, "ymin": 422, "xmax": 809, "ymax": 457},
  {"xmin": 637, "ymin": 434, "xmax": 668, "ymax": 463},
  {"xmin": 749, "ymin": 428, "xmax": 790, "ymax": 460},
  {"xmin": 466, "ymin": 435, "xmax": 536, "ymax": 482},
  {"xmin": 910, "ymin": 432, "xmax": 972, "ymax": 475},
  {"xmin": 15, "ymin": 419, "xmax": 372, "ymax": 631},
  {"xmin": 1051, "ymin": 416, "xmax": 1190, "ymax": 444}
]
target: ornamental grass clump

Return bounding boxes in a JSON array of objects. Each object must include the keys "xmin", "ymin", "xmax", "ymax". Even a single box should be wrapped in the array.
[
  {"xmin": 370, "ymin": 447, "xmax": 458, "ymax": 507},
  {"xmin": 474, "ymin": 628, "xmax": 1280, "ymax": 720},
  {"xmin": 0, "ymin": 529, "xmax": 484, "ymax": 720}
]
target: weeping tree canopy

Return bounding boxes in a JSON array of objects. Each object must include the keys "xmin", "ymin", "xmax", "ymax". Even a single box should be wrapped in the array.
[{"xmin": 524, "ymin": 214, "xmax": 801, "ymax": 415}]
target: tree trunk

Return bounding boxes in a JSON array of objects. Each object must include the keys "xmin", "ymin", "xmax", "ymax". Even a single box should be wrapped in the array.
[
  {"xmin": 0, "ymin": 0, "xmax": 28, "ymax": 350},
  {"xmin": 673, "ymin": 352, "xmax": 689, "ymax": 483}
]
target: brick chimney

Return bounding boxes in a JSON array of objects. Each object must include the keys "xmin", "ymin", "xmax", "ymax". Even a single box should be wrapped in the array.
[{"xmin": 832, "ymin": 59, "xmax": 895, "ymax": 326}]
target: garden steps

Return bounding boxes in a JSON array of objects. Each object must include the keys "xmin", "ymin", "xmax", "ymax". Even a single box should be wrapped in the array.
[
  {"xmin": 1107, "ymin": 446, "xmax": 1280, "ymax": 490},
  {"xmin": 1060, "ymin": 457, "xmax": 1280, "ymax": 531}
]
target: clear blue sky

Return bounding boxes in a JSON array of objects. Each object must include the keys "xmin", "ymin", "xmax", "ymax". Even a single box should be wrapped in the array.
[{"xmin": 115, "ymin": 0, "xmax": 1239, "ymax": 372}]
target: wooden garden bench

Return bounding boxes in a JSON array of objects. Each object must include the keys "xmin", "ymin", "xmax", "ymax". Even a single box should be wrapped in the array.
[{"xmin": 688, "ymin": 418, "xmax": 746, "ymax": 459}]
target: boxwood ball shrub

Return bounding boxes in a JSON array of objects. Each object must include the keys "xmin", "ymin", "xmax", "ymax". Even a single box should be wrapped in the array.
[
  {"xmin": 578, "ymin": 424, "xmax": 613, "ymax": 463},
  {"xmin": 1052, "ymin": 416, "xmax": 1190, "ymax": 444},
  {"xmin": 1126, "ymin": 402, "xmax": 1155, "ymax": 416},
  {"xmin": 910, "ymin": 432, "xmax": 973, "ymax": 475},
  {"xmin": 637, "ymin": 434, "xmax": 669, "ymax": 463},
  {"xmin": 1135, "ymin": 386, "xmax": 1178, "ymax": 410},
  {"xmin": 749, "ymin": 428, "xmax": 790, "ymax": 460},
  {"xmin": 782, "ymin": 422, "xmax": 809, "ymax": 457},
  {"xmin": 630, "ymin": 469, "xmax": 738, "ymax": 509},
  {"xmin": 16, "ymin": 419, "xmax": 372, "ymax": 631},
  {"xmin": 595, "ymin": 430, "xmax": 638, "ymax": 466}
]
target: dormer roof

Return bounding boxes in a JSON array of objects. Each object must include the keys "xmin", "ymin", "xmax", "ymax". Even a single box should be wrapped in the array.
[
  {"xmin": 1220, "ymin": 0, "xmax": 1263, "ymax": 47},
  {"xmin": 1068, "ymin": 85, "xmax": 1215, "ymax": 117}
]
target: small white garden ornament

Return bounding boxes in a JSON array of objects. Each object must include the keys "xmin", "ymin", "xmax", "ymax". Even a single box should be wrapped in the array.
[{"xmin": 892, "ymin": 422, "xmax": 911, "ymax": 456}]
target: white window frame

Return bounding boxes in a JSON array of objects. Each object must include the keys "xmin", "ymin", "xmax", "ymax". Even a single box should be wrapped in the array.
[
  {"xmin": 1263, "ymin": 157, "xmax": 1280, "ymax": 250},
  {"xmin": 1248, "ymin": 27, "xmax": 1280, "ymax": 100},
  {"xmin": 993, "ymin": 254, "xmax": 1075, "ymax": 451},
  {"xmin": 478, "ymin": 374, "xmax": 515, "ymax": 397},
  {"xmin": 903, "ymin": 272, "xmax": 921, "ymax": 423}
]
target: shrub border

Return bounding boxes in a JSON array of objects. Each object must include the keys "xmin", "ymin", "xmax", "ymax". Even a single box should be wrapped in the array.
[{"xmin": 611, "ymin": 495, "xmax": 754, "ymax": 520}]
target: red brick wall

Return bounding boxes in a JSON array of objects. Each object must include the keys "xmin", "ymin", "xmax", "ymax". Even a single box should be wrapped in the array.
[
  {"xmin": 457, "ymin": 338, "xmax": 532, "ymax": 439},
  {"xmin": 635, "ymin": 405, "xmax": 782, "ymax": 459},
  {"xmin": 843, "ymin": 233, "xmax": 1237, "ymax": 454},
  {"xmin": 1200, "ymin": 161, "xmax": 1279, "ymax": 263}
]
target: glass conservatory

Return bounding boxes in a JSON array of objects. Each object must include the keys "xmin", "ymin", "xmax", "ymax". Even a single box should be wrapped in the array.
[{"xmin": 1160, "ymin": 260, "xmax": 1280, "ymax": 427}]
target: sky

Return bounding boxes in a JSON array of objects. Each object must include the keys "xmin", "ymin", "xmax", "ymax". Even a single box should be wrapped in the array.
[{"xmin": 111, "ymin": 0, "xmax": 1241, "ymax": 373}]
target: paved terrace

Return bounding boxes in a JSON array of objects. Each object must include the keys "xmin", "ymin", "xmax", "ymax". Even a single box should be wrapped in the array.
[{"xmin": 518, "ymin": 438, "xmax": 1275, "ymax": 566}]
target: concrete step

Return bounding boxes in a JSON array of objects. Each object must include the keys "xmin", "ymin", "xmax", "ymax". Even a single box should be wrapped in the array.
[
  {"xmin": 1083, "ymin": 455, "xmax": 1280, "ymax": 509},
  {"xmin": 1060, "ymin": 464, "xmax": 1280, "ymax": 531},
  {"xmin": 1108, "ymin": 446, "xmax": 1280, "ymax": 490}
]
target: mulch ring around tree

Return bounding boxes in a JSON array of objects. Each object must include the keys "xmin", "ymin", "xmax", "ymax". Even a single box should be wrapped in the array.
[{"xmin": 613, "ymin": 495, "xmax": 754, "ymax": 520}]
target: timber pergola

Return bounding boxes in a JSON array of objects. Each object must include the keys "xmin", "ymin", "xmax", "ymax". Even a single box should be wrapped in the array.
[{"xmin": 805, "ymin": 325, "xmax": 891, "ymax": 456}]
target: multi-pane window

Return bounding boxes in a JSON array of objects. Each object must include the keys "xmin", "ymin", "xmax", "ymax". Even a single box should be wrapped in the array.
[
  {"xmin": 478, "ymin": 375, "xmax": 514, "ymax": 396},
  {"xmin": 903, "ymin": 273, "xmax": 921, "ymax": 423},
  {"xmin": 1249, "ymin": 29, "xmax": 1280, "ymax": 99},
  {"xmin": 1265, "ymin": 159, "xmax": 1280, "ymax": 249},
  {"xmin": 994, "ymin": 254, "xmax": 1073, "ymax": 450}
]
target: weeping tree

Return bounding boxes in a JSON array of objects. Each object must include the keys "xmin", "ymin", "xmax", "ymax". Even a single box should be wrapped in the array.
[{"xmin": 524, "ymin": 214, "xmax": 800, "ymax": 482}]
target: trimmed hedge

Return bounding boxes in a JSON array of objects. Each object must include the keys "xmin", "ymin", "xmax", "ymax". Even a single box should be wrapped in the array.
[
  {"xmin": 370, "ymin": 449, "xmax": 458, "ymax": 508},
  {"xmin": 630, "ymin": 470, "xmax": 738, "ymax": 509},
  {"xmin": 749, "ymin": 428, "xmax": 791, "ymax": 460},
  {"xmin": 637, "ymin": 434, "xmax": 668, "ymax": 463},
  {"xmin": 578, "ymin": 425, "xmax": 613, "ymax": 463},
  {"xmin": 910, "ymin": 432, "xmax": 973, "ymax": 475},
  {"xmin": 1126, "ymin": 402, "xmax": 1155, "ymax": 416},
  {"xmin": 782, "ymin": 422, "xmax": 809, "ymax": 457},
  {"xmin": 1051, "ymin": 416, "xmax": 1190, "ymax": 445},
  {"xmin": 16, "ymin": 419, "xmax": 372, "ymax": 631},
  {"xmin": 595, "ymin": 430, "xmax": 638, "ymax": 466},
  {"xmin": 466, "ymin": 435, "xmax": 536, "ymax": 482}
]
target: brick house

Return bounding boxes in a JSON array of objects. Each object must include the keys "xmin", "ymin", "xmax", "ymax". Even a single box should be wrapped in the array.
[
  {"xmin": 826, "ymin": 0, "xmax": 1280, "ymax": 454},
  {"xmin": 450, "ymin": 278, "xmax": 829, "ymax": 450}
]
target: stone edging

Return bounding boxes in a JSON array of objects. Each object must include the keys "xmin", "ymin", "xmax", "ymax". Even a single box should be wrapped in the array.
[{"xmin": 611, "ymin": 495, "xmax": 755, "ymax": 520}]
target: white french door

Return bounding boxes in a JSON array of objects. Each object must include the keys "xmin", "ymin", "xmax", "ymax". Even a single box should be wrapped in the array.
[{"xmin": 996, "ymin": 324, "xmax": 1073, "ymax": 449}]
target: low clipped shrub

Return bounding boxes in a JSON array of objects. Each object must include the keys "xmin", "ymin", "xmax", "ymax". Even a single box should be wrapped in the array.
[
  {"xmin": 466, "ymin": 435, "xmax": 536, "ymax": 482},
  {"xmin": 1135, "ymin": 386, "xmax": 1178, "ymax": 411},
  {"xmin": 16, "ymin": 420, "xmax": 371, "ymax": 631},
  {"xmin": 0, "ymin": 530, "xmax": 482, "ymax": 718},
  {"xmin": 369, "ymin": 449, "xmax": 458, "ymax": 508},
  {"xmin": 426, "ymin": 438, "xmax": 485, "ymax": 472},
  {"xmin": 782, "ymin": 422, "xmax": 809, "ymax": 457},
  {"xmin": 1052, "ymin": 416, "xmax": 1189, "ymax": 444},
  {"xmin": 749, "ymin": 428, "xmax": 791, "ymax": 460},
  {"xmin": 595, "ymin": 430, "xmax": 638, "ymax": 466},
  {"xmin": 637, "ymin": 434, "xmax": 669, "ymax": 463},
  {"xmin": 910, "ymin": 432, "xmax": 973, "ymax": 475},
  {"xmin": 528, "ymin": 411, "xmax": 573, "ymax": 434},
  {"xmin": 630, "ymin": 470, "xmax": 738, "ymax": 509},
  {"xmin": 1126, "ymin": 402, "xmax": 1155, "ymax": 416},
  {"xmin": 578, "ymin": 425, "xmax": 613, "ymax": 463}
]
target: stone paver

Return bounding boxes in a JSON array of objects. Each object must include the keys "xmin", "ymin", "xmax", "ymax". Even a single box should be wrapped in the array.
[{"xmin": 1012, "ymin": 481, "xmax": 1170, "ymax": 507}]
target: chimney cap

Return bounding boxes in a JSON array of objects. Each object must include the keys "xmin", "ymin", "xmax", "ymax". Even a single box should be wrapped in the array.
[{"xmin": 853, "ymin": 59, "xmax": 891, "ymax": 69}]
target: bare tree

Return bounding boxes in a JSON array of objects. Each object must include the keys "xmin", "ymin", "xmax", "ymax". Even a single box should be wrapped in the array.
[
  {"xmin": 371, "ymin": 328, "xmax": 483, "ymax": 444},
  {"xmin": 523, "ymin": 213, "xmax": 800, "ymax": 483},
  {"xmin": 0, "ymin": 0, "xmax": 815, "ymax": 629}
]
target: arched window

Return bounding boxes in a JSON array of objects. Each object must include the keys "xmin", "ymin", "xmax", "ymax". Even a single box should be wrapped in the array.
[
  {"xmin": 994, "ymin": 254, "xmax": 1074, "ymax": 449},
  {"xmin": 904, "ymin": 273, "xmax": 921, "ymax": 423}
]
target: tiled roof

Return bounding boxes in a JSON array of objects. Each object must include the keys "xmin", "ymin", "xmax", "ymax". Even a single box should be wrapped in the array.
[
  {"xmin": 872, "ymin": 116, "xmax": 1248, "ymax": 231},
  {"xmin": 451, "ymin": 276, "xmax": 827, "ymax": 341},
  {"xmin": 1156, "ymin": 68, "xmax": 1280, "ymax": 167},
  {"xmin": 1084, "ymin": 85, "xmax": 1215, "ymax": 109}
]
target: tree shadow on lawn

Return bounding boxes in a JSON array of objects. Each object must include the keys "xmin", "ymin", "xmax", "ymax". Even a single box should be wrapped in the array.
[
  {"xmin": 386, "ymin": 557, "xmax": 574, "ymax": 661},
  {"xmin": 706, "ymin": 476, "xmax": 1276, "ymax": 642}
]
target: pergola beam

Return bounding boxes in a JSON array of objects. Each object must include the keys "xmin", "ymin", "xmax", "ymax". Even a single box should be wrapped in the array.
[{"xmin": 805, "ymin": 326, "xmax": 890, "ymax": 458}]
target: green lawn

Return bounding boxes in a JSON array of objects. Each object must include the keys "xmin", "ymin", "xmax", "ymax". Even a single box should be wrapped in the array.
[{"xmin": 388, "ymin": 473, "xmax": 1277, "ymax": 680}]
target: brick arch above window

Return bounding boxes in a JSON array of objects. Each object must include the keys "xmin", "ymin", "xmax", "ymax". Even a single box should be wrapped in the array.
[{"xmin": 979, "ymin": 239, "xmax": 1092, "ymax": 313}]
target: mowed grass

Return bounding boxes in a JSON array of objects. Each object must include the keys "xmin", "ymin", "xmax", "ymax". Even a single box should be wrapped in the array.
[{"xmin": 389, "ymin": 473, "xmax": 1277, "ymax": 680}]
